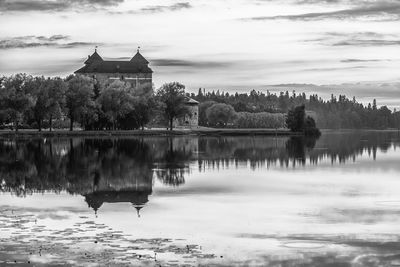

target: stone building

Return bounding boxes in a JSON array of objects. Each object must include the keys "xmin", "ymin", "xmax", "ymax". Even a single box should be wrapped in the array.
[
  {"xmin": 175, "ymin": 97, "xmax": 199, "ymax": 128},
  {"xmin": 75, "ymin": 48, "xmax": 153, "ymax": 87}
]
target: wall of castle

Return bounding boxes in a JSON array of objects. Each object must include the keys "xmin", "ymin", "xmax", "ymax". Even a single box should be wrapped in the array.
[{"xmin": 78, "ymin": 72, "xmax": 152, "ymax": 88}]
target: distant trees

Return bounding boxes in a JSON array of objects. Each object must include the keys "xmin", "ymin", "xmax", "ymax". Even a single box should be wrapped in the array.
[
  {"xmin": 156, "ymin": 82, "xmax": 189, "ymax": 130},
  {"xmin": 192, "ymin": 88, "xmax": 399, "ymax": 130}
]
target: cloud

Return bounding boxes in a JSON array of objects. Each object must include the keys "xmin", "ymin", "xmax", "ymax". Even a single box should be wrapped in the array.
[
  {"xmin": 244, "ymin": 0, "xmax": 400, "ymax": 21},
  {"xmin": 108, "ymin": 2, "xmax": 192, "ymax": 15},
  {"xmin": 340, "ymin": 59, "xmax": 390, "ymax": 63},
  {"xmin": 140, "ymin": 2, "xmax": 191, "ymax": 13},
  {"xmin": 332, "ymin": 40, "xmax": 400, "ymax": 46},
  {"xmin": 0, "ymin": 35, "xmax": 99, "ymax": 49},
  {"xmin": 306, "ymin": 31, "xmax": 400, "ymax": 47},
  {"xmin": 303, "ymin": 66, "xmax": 367, "ymax": 72},
  {"xmin": 151, "ymin": 58, "xmax": 232, "ymax": 69},
  {"xmin": 0, "ymin": 0, "xmax": 124, "ymax": 12}
]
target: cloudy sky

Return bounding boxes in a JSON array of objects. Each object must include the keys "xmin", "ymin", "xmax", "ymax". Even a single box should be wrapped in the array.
[{"xmin": 1, "ymin": 0, "xmax": 400, "ymax": 108}]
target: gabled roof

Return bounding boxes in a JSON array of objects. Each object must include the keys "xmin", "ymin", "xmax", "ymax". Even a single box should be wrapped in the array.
[
  {"xmin": 84, "ymin": 51, "xmax": 103, "ymax": 65},
  {"xmin": 130, "ymin": 51, "xmax": 149, "ymax": 64},
  {"xmin": 75, "ymin": 50, "xmax": 153, "ymax": 74}
]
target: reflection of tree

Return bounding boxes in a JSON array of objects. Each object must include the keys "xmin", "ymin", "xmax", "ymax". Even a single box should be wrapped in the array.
[
  {"xmin": 156, "ymin": 169, "xmax": 186, "ymax": 186},
  {"xmin": 1, "ymin": 132, "xmax": 399, "ymax": 200},
  {"xmin": 285, "ymin": 136, "xmax": 318, "ymax": 166},
  {"xmin": 154, "ymin": 138, "xmax": 191, "ymax": 186}
]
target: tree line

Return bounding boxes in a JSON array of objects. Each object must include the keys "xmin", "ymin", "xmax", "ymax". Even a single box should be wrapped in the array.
[
  {"xmin": 1, "ymin": 73, "xmax": 399, "ymax": 131},
  {"xmin": 193, "ymin": 88, "xmax": 400, "ymax": 129},
  {"xmin": 0, "ymin": 74, "xmax": 192, "ymax": 131}
]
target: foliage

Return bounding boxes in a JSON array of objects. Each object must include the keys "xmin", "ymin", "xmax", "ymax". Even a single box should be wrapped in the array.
[
  {"xmin": 205, "ymin": 103, "xmax": 236, "ymax": 127},
  {"xmin": 130, "ymin": 83, "xmax": 156, "ymax": 130},
  {"xmin": 98, "ymin": 80, "xmax": 132, "ymax": 130},
  {"xmin": 235, "ymin": 112, "xmax": 285, "ymax": 128},
  {"xmin": 32, "ymin": 77, "xmax": 67, "ymax": 131},
  {"xmin": 286, "ymin": 105, "xmax": 321, "ymax": 136},
  {"xmin": 66, "ymin": 75, "xmax": 95, "ymax": 131},
  {"xmin": 191, "ymin": 88, "xmax": 400, "ymax": 129},
  {"xmin": 198, "ymin": 100, "xmax": 216, "ymax": 126},
  {"xmin": 156, "ymin": 82, "xmax": 189, "ymax": 130},
  {"xmin": 286, "ymin": 105, "xmax": 305, "ymax": 132},
  {"xmin": 0, "ymin": 74, "xmax": 36, "ymax": 131},
  {"xmin": 304, "ymin": 116, "xmax": 321, "ymax": 137}
]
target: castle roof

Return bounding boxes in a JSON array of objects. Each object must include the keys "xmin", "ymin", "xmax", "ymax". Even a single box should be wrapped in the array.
[
  {"xmin": 75, "ymin": 50, "xmax": 153, "ymax": 74},
  {"xmin": 131, "ymin": 51, "xmax": 149, "ymax": 64},
  {"xmin": 185, "ymin": 97, "xmax": 199, "ymax": 105},
  {"xmin": 84, "ymin": 50, "xmax": 103, "ymax": 65}
]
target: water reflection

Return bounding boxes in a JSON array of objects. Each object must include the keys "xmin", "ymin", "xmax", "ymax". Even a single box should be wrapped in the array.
[{"xmin": 1, "ymin": 131, "xmax": 399, "ymax": 214}]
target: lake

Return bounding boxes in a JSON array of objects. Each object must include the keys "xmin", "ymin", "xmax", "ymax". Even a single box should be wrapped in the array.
[{"xmin": 1, "ymin": 131, "xmax": 400, "ymax": 266}]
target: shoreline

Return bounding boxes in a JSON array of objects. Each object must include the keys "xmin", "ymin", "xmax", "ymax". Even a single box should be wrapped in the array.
[{"xmin": 0, "ymin": 128, "xmax": 300, "ymax": 138}]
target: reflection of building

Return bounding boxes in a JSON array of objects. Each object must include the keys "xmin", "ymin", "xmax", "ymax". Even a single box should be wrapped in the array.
[
  {"xmin": 75, "ymin": 48, "xmax": 153, "ymax": 87},
  {"xmin": 84, "ymin": 188, "xmax": 151, "ymax": 217},
  {"xmin": 83, "ymin": 171, "xmax": 153, "ymax": 217},
  {"xmin": 175, "ymin": 97, "xmax": 199, "ymax": 128}
]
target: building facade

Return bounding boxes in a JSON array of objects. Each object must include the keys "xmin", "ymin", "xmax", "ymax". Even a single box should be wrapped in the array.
[
  {"xmin": 175, "ymin": 97, "xmax": 199, "ymax": 128},
  {"xmin": 75, "ymin": 49, "xmax": 153, "ymax": 87}
]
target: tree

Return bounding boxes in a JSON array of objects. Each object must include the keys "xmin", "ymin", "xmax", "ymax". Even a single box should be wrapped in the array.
[
  {"xmin": 66, "ymin": 76, "xmax": 95, "ymax": 131},
  {"xmin": 156, "ymin": 82, "xmax": 189, "ymax": 130},
  {"xmin": 98, "ymin": 80, "xmax": 132, "ymax": 130},
  {"xmin": 205, "ymin": 103, "xmax": 236, "ymax": 127},
  {"xmin": 47, "ymin": 78, "xmax": 67, "ymax": 131},
  {"xmin": 33, "ymin": 77, "xmax": 50, "ymax": 131},
  {"xmin": 286, "ymin": 105, "xmax": 305, "ymax": 132},
  {"xmin": 131, "ymin": 83, "xmax": 155, "ymax": 130},
  {"xmin": 286, "ymin": 105, "xmax": 320, "ymax": 136},
  {"xmin": 0, "ymin": 74, "xmax": 36, "ymax": 132},
  {"xmin": 304, "ymin": 116, "xmax": 321, "ymax": 136},
  {"xmin": 198, "ymin": 100, "xmax": 216, "ymax": 126}
]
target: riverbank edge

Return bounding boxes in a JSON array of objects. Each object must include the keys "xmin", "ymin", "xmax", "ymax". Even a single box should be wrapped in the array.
[{"xmin": 0, "ymin": 128, "xmax": 301, "ymax": 137}]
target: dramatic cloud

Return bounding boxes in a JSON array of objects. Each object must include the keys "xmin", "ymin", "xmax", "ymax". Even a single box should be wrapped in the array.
[
  {"xmin": 0, "ymin": 35, "xmax": 98, "ymax": 49},
  {"xmin": 0, "ymin": 0, "xmax": 124, "ymax": 12},
  {"xmin": 244, "ymin": 0, "xmax": 400, "ymax": 21}
]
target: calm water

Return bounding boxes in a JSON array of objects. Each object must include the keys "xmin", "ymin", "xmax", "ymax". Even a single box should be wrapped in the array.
[{"xmin": 1, "ymin": 131, "xmax": 400, "ymax": 266}]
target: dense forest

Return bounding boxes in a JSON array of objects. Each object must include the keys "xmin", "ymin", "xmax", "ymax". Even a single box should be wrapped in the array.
[{"xmin": 190, "ymin": 88, "xmax": 400, "ymax": 129}]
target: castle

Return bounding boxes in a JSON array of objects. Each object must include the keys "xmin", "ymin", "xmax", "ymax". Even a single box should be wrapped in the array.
[
  {"xmin": 75, "ymin": 48, "xmax": 198, "ymax": 128},
  {"xmin": 75, "ymin": 48, "xmax": 153, "ymax": 88}
]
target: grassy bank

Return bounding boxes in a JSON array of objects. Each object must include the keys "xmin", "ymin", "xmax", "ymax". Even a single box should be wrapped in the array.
[{"xmin": 0, "ymin": 128, "xmax": 299, "ymax": 138}]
